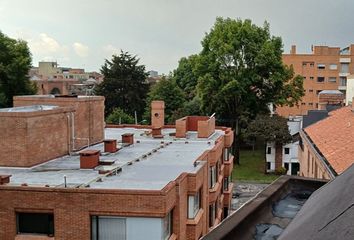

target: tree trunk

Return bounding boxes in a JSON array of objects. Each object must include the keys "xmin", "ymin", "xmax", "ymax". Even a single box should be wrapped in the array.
[
  {"xmin": 232, "ymin": 118, "xmax": 240, "ymax": 165},
  {"xmin": 275, "ymin": 142, "xmax": 283, "ymax": 170},
  {"xmin": 264, "ymin": 142, "xmax": 267, "ymax": 174}
]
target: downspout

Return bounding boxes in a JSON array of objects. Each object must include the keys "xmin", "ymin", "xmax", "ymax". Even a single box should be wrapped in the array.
[{"xmin": 66, "ymin": 113, "xmax": 73, "ymax": 155}]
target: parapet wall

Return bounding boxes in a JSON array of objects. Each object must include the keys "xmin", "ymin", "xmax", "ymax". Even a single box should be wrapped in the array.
[
  {"xmin": 13, "ymin": 95, "xmax": 105, "ymax": 149},
  {"xmin": 0, "ymin": 106, "xmax": 75, "ymax": 167}
]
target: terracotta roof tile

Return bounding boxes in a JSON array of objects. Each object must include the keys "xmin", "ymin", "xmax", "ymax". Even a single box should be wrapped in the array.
[{"xmin": 305, "ymin": 106, "xmax": 354, "ymax": 174}]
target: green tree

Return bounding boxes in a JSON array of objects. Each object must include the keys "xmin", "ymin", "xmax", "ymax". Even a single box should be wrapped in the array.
[
  {"xmin": 196, "ymin": 18, "xmax": 304, "ymax": 164},
  {"xmin": 173, "ymin": 54, "xmax": 199, "ymax": 100},
  {"xmin": 0, "ymin": 31, "xmax": 36, "ymax": 107},
  {"xmin": 245, "ymin": 114, "xmax": 292, "ymax": 172},
  {"xmin": 144, "ymin": 76, "xmax": 186, "ymax": 124},
  {"xmin": 95, "ymin": 51, "xmax": 148, "ymax": 118},
  {"xmin": 106, "ymin": 108, "xmax": 135, "ymax": 124}
]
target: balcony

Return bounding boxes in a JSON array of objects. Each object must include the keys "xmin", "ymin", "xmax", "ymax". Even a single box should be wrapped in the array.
[
  {"xmin": 209, "ymin": 175, "xmax": 223, "ymax": 203},
  {"xmin": 339, "ymin": 57, "xmax": 351, "ymax": 63}
]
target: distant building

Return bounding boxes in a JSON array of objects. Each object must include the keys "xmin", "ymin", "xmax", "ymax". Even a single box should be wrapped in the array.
[
  {"xmin": 277, "ymin": 44, "xmax": 354, "ymax": 117},
  {"xmin": 148, "ymin": 70, "xmax": 158, "ymax": 78},
  {"xmin": 0, "ymin": 99, "xmax": 234, "ymax": 240},
  {"xmin": 29, "ymin": 61, "xmax": 103, "ymax": 95},
  {"xmin": 266, "ymin": 116, "xmax": 302, "ymax": 175}
]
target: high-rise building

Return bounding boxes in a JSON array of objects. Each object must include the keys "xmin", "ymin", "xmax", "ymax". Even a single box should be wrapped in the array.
[{"xmin": 277, "ymin": 44, "xmax": 354, "ymax": 117}]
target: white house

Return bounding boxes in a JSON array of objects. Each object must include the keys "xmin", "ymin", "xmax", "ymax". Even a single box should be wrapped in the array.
[{"xmin": 266, "ymin": 116, "xmax": 302, "ymax": 175}]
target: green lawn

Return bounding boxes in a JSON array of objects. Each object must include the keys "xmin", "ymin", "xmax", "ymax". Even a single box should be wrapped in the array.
[{"xmin": 232, "ymin": 149, "xmax": 279, "ymax": 183}]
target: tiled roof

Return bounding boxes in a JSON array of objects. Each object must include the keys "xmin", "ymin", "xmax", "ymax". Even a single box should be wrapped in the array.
[{"xmin": 305, "ymin": 106, "xmax": 354, "ymax": 174}]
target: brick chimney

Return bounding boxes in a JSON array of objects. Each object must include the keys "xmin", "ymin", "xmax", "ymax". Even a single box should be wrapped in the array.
[
  {"xmin": 151, "ymin": 101, "xmax": 165, "ymax": 129},
  {"xmin": 80, "ymin": 150, "xmax": 100, "ymax": 169},
  {"xmin": 291, "ymin": 45, "xmax": 296, "ymax": 54},
  {"xmin": 122, "ymin": 133, "xmax": 134, "ymax": 145},
  {"xmin": 103, "ymin": 139, "xmax": 118, "ymax": 153}
]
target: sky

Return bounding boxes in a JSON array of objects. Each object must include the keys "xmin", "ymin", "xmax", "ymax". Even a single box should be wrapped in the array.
[{"xmin": 1, "ymin": 0, "xmax": 354, "ymax": 74}]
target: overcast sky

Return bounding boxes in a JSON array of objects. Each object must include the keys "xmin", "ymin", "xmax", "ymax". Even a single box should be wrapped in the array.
[{"xmin": 1, "ymin": 0, "xmax": 353, "ymax": 74}]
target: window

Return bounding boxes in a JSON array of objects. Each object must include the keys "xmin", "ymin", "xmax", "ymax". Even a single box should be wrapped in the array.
[
  {"xmin": 223, "ymin": 148, "xmax": 231, "ymax": 162},
  {"xmin": 309, "ymin": 89, "xmax": 314, "ymax": 93},
  {"xmin": 302, "ymin": 62, "xmax": 307, "ymax": 67},
  {"xmin": 341, "ymin": 63, "xmax": 349, "ymax": 73},
  {"xmin": 17, "ymin": 212, "xmax": 54, "ymax": 236},
  {"xmin": 310, "ymin": 63, "xmax": 314, "ymax": 67},
  {"xmin": 328, "ymin": 77, "xmax": 337, "ymax": 83},
  {"xmin": 316, "ymin": 90, "xmax": 322, "ymax": 95},
  {"xmin": 284, "ymin": 148, "xmax": 290, "ymax": 154},
  {"xmin": 303, "ymin": 76, "xmax": 307, "ymax": 79},
  {"xmin": 308, "ymin": 103, "xmax": 313, "ymax": 106},
  {"xmin": 209, "ymin": 202, "xmax": 216, "ymax": 227},
  {"xmin": 340, "ymin": 77, "xmax": 347, "ymax": 86},
  {"xmin": 188, "ymin": 190, "xmax": 201, "ymax": 219},
  {"xmin": 223, "ymin": 176, "xmax": 231, "ymax": 191},
  {"xmin": 267, "ymin": 162, "xmax": 271, "ymax": 170},
  {"xmin": 163, "ymin": 211, "xmax": 172, "ymax": 240},
  {"xmin": 209, "ymin": 166, "xmax": 217, "ymax": 189},
  {"xmin": 91, "ymin": 216, "xmax": 126, "ymax": 240},
  {"xmin": 329, "ymin": 64, "xmax": 337, "ymax": 70},
  {"xmin": 317, "ymin": 77, "xmax": 325, "ymax": 83},
  {"xmin": 310, "ymin": 76, "xmax": 314, "ymax": 80},
  {"xmin": 284, "ymin": 162, "xmax": 289, "ymax": 171},
  {"xmin": 267, "ymin": 147, "xmax": 271, "ymax": 154},
  {"xmin": 301, "ymin": 103, "xmax": 306, "ymax": 105},
  {"xmin": 317, "ymin": 64, "xmax": 325, "ymax": 69}
]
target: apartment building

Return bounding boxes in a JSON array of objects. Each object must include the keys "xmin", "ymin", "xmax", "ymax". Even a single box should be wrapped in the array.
[
  {"xmin": 277, "ymin": 44, "xmax": 354, "ymax": 117},
  {"xmin": 0, "ymin": 99, "xmax": 234, "ymax": 240}
]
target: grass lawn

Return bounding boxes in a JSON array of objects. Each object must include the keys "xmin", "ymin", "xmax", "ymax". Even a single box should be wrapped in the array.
[{"xmin": 232, "ymin": 149, "xmax": 279, "ymax": 183}]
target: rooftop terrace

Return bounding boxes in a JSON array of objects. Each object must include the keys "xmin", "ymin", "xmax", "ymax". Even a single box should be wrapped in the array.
[{"xmin": 0, "ymin": 127, "xmax": 224, "ymax": 190}]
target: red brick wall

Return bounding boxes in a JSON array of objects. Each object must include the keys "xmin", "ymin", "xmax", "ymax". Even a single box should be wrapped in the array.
[
  {"xmin": 13, "ymin": 96, "xmax": 105, "ymax": 149},
  {"xmin": 0, "ymin": 108, "xmax": 73, "ymax": 167}
]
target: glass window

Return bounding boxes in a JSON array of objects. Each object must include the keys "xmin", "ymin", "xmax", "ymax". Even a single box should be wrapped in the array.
[
  {"xmin": 309, "ymin": 89, "xmax": 314, "ymax": 93},
  {"xmin": 328, "ymin": 77, "xmax": 336, "ymax": 83},
  {"xmin": 163, "ymin": 211, "xmax": 172, "ymax": 240},
  {"xmin": 91, "ymin": 216, "xmax": 126, "ymax": 240},
  {"xmin": 209, "ymin": 166, "xmax": 216, "ymax": 189},
  {"xmin": 310, "ymin": 76, "xmax": 314, "ymax": 80},
  {"xmin": 209, "ymin": 202, "xmax": 216, "ymax": 227},
  {"xmin": 284, "ymin": 148, "xmax": 290, "ymax": 154},
  {"xmin": 317, "ymin": 77, "xmax": 325, "ymax": 83},
  {"xmin": 317, "ymin": 64, "xmax": 325, "ymax": 69},
  {"xmin": 340, "ymin": 77, "xmax": 347, "ymax": 86},
  {"xmin": 17, "ymin": 212, "xmax": 54, "ymax": 236},
  {"xmin": 188, "ymin": 190, "xmax": 201, "ymax": 219},
  {"xmin": 341, "ymin": 63, "xmax": 349, "ymax": 73},
  {"xmin": 223, "ymin": 148, "xmax": 231, "ymax": 162},
  {"xmin": 329, "ymin": 64, "xmax": 337, "ymax": 70},
  {"xmin": 223, "ymin": 176, "xmax": 231, "ymax": 191},
  {"xmin": 267, "ymin": 147, "xmax": 271, "ymax": 154}
]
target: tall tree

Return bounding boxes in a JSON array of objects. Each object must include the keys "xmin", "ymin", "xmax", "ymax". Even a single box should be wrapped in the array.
[
  {"xmin": 245, "ymin": 114, "xmax": 292, "ymax": 172},
  {"xmin": 173, "ymin": 54, "xmax": 200, "ymax": 100},
  {"xmin": 196, "ymin": 18, "xmax": 304, "ymax": 164},
  {"xmin": 0, "ymin": 31, "xmax": 36, "ymax": 107},
  {"xmin": 144, "ymin": 76, "xmax": 186, "ymax": 124},
  {"xmin": 95, "ymin": 51, "xmax": 148, "ymax": 118}
]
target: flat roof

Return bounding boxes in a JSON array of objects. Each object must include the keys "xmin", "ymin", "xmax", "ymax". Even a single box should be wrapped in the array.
[
  {"xmin": 0, "ymin": 128, "xmax": 223, "ymax": 190},
  {"xmin": 0, "ymin": 105, "xmax": 59, "ymax": 112}
]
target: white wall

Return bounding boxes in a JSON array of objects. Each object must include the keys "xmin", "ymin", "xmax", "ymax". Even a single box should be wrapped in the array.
[{"xmin": 346, "ymin": 75, "xmax": 354, "ymax": 105}]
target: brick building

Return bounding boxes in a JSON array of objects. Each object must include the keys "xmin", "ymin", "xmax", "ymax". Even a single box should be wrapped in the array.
[
  {"xmin": 299, "ymin": 104, "xmax": 354, "ymax": 180},
  {"xmin": 277, "ymin": 44, "xmax": 354, "ymax": 117},
  {"xmin": 0, "ymin": 99, "xmax": 234, "ymax": 240}
]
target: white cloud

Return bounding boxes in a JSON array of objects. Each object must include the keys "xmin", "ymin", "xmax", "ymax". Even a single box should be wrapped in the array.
[
  {"xmin": 73, "ymin": 42, "xmax": 89, "ymax": 57},
  {"xmin": 31, "ymin": 33, "xmax": 63, "ymax": 53}
]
